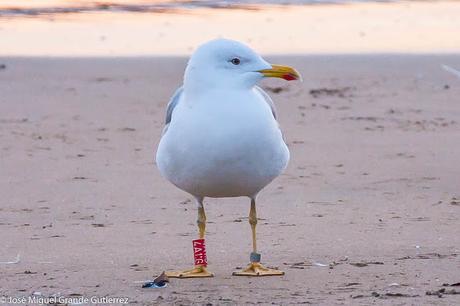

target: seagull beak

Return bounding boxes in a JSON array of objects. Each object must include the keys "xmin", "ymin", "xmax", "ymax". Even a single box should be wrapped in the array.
[{"xmin": 258, "ymin": 64, "xmax": 302, "ymax": 81}]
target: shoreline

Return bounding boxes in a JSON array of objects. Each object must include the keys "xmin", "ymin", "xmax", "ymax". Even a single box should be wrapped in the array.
[{"xmin": 0, "ymin": 1, "xmax": 429, "ymax": 16}]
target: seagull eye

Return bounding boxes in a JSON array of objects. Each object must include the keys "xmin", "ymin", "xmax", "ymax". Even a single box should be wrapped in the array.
[{"xmin": 230, "ymin": 58, "xmax": 241, "ymax": 65}]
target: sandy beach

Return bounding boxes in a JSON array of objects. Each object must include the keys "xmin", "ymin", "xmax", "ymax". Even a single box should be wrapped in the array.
[
  {"xmin": 1, "ymin": 0, "xmax": 460, "ymax": 304},
  {"xmin": 0, "ymin": 54, "xmax": 459, "ymax": 304}
]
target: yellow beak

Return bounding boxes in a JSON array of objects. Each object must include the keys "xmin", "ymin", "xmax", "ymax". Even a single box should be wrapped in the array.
[{"xmin": 258, "ymin": 64, "xmax": 302, "ymax": 81}]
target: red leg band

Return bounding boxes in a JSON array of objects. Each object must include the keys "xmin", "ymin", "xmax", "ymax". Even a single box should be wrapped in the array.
[{"xmin": 192, "ymin": 239, "xmax": 208, "ymax": 267}]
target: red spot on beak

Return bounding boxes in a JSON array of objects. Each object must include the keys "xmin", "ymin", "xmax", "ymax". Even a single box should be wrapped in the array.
[{"xmin": 282, "ymin": 73, "xmax": 297, "ymax": 81}]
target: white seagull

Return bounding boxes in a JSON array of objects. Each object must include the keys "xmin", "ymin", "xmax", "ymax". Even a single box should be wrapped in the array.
[{"xmin": 156, "ymin": 38, "xmax": 301, "ymax": 277}]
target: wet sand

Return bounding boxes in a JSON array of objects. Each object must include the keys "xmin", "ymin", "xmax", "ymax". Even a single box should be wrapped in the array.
[
  {"xmin": 0, "ymin": 55, "xmax": 459, "ymax": 304},
  {"xmin": 2, "ymin": 1, "xmax": 460, "ymax": 56}
]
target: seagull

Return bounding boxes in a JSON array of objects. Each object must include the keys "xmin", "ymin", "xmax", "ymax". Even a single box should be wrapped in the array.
[{"xmin": 156, "ymin": 38, "xmax": 301, "ymax": 277}]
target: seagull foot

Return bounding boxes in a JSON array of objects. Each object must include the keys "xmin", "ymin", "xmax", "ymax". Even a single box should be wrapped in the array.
[
  {"xmin": 232, "ymin": 262, "xmax": 284, "ymax": 277},
  {"xmin": 165, "ymin": 266, "xmax": 213, "ymax": 278}
]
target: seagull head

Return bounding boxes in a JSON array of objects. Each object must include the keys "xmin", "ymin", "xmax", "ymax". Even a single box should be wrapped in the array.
[{"xmin": 184, "ymin": 38, "xmax": 301, "ymax": 92}]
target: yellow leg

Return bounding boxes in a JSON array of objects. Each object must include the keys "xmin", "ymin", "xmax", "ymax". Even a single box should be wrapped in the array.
[
  {"xmin": 166, "ymin": 198, "xmax": 213, "ymax": 278},
  {"xmin": 233, "ymin": 198, "xmax": 284, "ymax": 277}
]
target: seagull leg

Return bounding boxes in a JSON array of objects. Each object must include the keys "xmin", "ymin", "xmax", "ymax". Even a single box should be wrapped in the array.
[
  {"xmin": 233, "ymin": 198, "xmax": 284, "ymax": 276},
  {"xmin": 166, "ymin": 197, "xmax": 213, "ymax": 278}
]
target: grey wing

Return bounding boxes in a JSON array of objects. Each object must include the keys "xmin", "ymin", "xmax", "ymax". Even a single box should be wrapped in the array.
[
  {"xmin": 162, "ymin": 86, "xmax": 184, "ymax": 135},
  {"xmin": 255, "ymin": 86, "xmax": 277, "ymax": 120},
  {"xmin": 255, "ymin": 86, "xmax": 287, "ymax": 142}
]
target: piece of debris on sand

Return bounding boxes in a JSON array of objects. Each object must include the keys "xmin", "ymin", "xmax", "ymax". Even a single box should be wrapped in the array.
[
  {"xmin": 263, "ymin": 86, "xmax": 288, "ymax": 94},
  {"xmin": 352, "ymin": 291, "xmax": 419, "ymax": 299},
  {"xmin": 142, "ymin": 271, "xmax": 169, "ymax": 288},
  {"xmin": 426, "ymin": 287, "xmax": 460, "ymax": 297},
  {"xmin": 397, "ymin": 253, "xmax": 458, "ymax": 260},
  {"xmin": 349, "ymin": 261, "xmax": 384, "ymax": 267},
  {"xmin": 450, "ymin": 197, "xmax": 460, "ymax": 205},
  {"xmin": 309, "ymin": 87, "xmax": 354, "ymax": 98}
]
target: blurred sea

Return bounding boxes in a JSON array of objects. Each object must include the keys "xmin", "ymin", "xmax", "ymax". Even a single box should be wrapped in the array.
[{"xmin": 0, "ymin": 0, "xmax": 404, "ymax": 16}]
